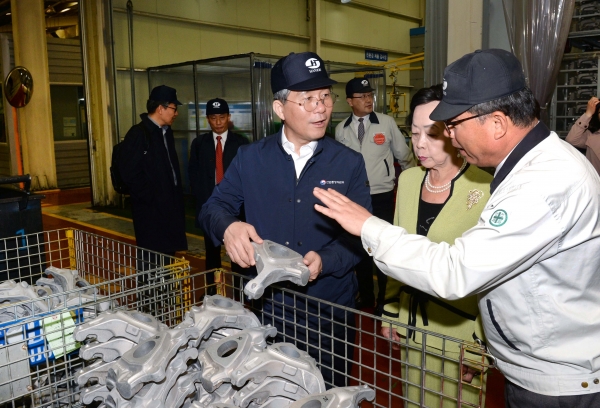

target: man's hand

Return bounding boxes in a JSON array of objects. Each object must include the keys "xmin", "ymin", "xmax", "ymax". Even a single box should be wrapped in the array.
[
  {"xmin": 380, "ymin": 326, "xmax": 402, "ymax": 351},
  {"xmin": 223, "ymin": 222, "xmax": 263, "ymax": 268},
  {"xmin": 313, "ymin": 187, "xmax": 372, "ymax": 236},
  {"xmin": 303, "ymin": 251, "xmax": 322, "ymax": 282}
]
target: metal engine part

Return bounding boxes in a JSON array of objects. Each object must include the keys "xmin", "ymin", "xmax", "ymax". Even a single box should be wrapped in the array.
[
  {"xmin": 195, "ymin": 383, "xmax": 236, "ymax": 407},
  {"xmin": 230, "ymin": 343, "xmax": 325, "ymax": 394},
  {"xmin": 107, "ymin": 327, "xmax": 200, "ymax": 399},
  {"xmin": 80, "ymin": 337, "xmax": 137, "ymax": 362},
  {"xmin": 76, "ymin": 360, "xmax": 118, "ymax": 386},
  {"xmin": 105, "ymin": 348, "xmax": 199, "ymax": 408},
  {"xmin": 199, "ymin": 326, "xmax": 277, "ymax": 393},
  {"xmin": 193, "ymin": 402, "xmax": 236, "ymax": 408},
  {"xmin": 0, "ymin": 280, "xmax": 50, "ymax": 313},
  {"xmin": 289, "ymin": 385, "xmax": 376, "ymax": 408},
  {"xmin": 244, "ymin": 240, "xmax": 310, "ymax": 299},
  {"xmin": 43, "ymin": 266, "xmax": 97, "ymax": 295},
  {"xmin": 233, "ymin": 377, "xmax": 308, "ymax": 407},
  {"xmin": 177, "ymin": 295, "xmax": 260, "ymax": 343},
  {"xmin": 248, "ymin": 397, "xmax": 295, "ymax": 408},
  {"xmin": 80, "ymin": 384, "xmax": 110, "ymax": 405},
  {"xmin": 73, "ymin": 310, "xmax": 168, "ymax": 343}
]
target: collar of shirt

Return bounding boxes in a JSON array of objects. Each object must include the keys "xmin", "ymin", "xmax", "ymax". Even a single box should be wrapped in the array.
[
  {"xmin": 147, "ymin": 116, "xmax": 168, "ymax": 135},
  {"xmin": 213, "ymin": 130, "xmax": 229, "ymax": 148},
  {"xmin": 281, "ymin": 125, "xmax": 317, "ymax": 178}
]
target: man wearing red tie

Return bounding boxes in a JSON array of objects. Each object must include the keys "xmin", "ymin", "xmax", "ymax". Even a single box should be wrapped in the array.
[{"xmin": 189, "ymin": 98, "xmax": 249, "ymax": 284}]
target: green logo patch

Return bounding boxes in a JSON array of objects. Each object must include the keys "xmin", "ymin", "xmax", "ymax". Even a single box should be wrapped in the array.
[{"xmin": 489, "ymin": 209, "xmax": 508, "ymax": 227}]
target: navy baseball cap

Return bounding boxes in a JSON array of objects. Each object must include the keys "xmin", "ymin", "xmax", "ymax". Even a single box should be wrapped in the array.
[
  {"xmin": 430, "ymin": 49, "xmax": 526, "ymax": 121},
  {"xmin": 206, "ymin": 98, "xmax": 229, "ymax": 115},
  {"xmin": 149, "ymin": 85, "xmax": 182, "ymax": 105},
  {"xmin": 346, "ymin": 77, "xmax": 374, "ymax": 97},
  {"xmin": 271, "ymin": 52, "xmax": 337, "ymax": 93}
]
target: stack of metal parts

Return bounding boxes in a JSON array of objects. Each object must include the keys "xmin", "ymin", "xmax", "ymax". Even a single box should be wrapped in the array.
[
  {"xmin": 74, "ymin": 295, "xmax": 375, "ymax": 408},
  {"xmin": 0, "ymin": 266, "xmax": 113, "ymax": 324}
]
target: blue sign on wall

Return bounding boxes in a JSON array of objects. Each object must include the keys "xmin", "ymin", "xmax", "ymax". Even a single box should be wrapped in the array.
[{"xmin": 365, "ymin": 50, "xmax": 388, "ymax": 62}]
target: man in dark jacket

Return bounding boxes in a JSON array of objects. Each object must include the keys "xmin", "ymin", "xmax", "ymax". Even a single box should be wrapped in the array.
[
  {"xmin": 189, "ymin": 98, "xmax": 248, "ymax": 284},
  {"xmin": 200, "ymin": 52, "xmax": 372, "ymax": 387},
  {"xmin": 119, "ymin": 85, "xmax": 187, "ymax": 258}
]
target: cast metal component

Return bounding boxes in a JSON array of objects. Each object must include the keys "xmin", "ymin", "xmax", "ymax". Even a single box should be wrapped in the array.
[
  {"xmin": 43, "ymin": 266, "xmax": 97, "ymax": 295},
  {"xmin": 80, "ymin": 384, "xmax": 110, "ymax": 405},
  {"xmin": 289, "ymin": 385, "xmax": 376, "ymax": 408},
  {"xmin": 177, "ymin": 295, "xmax": 261, "ymax": 345},
  {"xmin": 230, "ymin": 342, "xmax": 325, "ymax": 394},
  {"xmin": 248, "ymin": 397, "xmax": 295, "ymax": 408},
  {"xmin": 192, "ymin": 402, "xmax": 236, "ymax": 408},
  {"xmin": 76, "ymin": 360, "xmax": 117, "ymax": 386},
  {"xmin": 105, "ymin": 348, "xmax": 199, "ymax": 408},
  {"xmin": 0, "ymin": 280, "xmax": 50, "ymax": 312},
  {"xmin": 233, "ymin": 377, "xmax": 309, "ymax": 407},
  {"xmin": 80, "ymin": 337, "xmax": 137, "ymax": 362},
  {"xmin": 195, "ymin": 383, "xmax": 236, "ymax": 407},
  {"xmin": 244, "ymin": 240, "xmax": 310, "ymax": 300},
  {"xmin": 164, "ymin": 367, "xmax": 204, "ymax": 408},
  {"xmin": 107, "ymin": 327, "xmax": 200, "ymax": 399},
  {"xmin": 73, "ymin": 310, "xmax": 168, "ymax": 343},
  {"xmin": 199, "ymin": 326, "xmax": 277, "ymax": 393}
]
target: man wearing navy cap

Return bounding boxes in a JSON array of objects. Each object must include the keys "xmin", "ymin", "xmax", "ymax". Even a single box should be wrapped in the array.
[
  {"xmin": 119, "ymin": 85, "xmax": 187, "ymax": 257},
  {"xmin": 200, "ymin": 52, "xmax": 372, "ymax": 387},
  {"xmin": 335, "ymin": 77, "xmax": 415, "ymax": 313},
  {"xmin": 189, "ymin": 98, "xmax": 248, "ymax": 282},
  {"xmin": 313, "ymin": 49, "xmax": 600, "ymax": 406}
]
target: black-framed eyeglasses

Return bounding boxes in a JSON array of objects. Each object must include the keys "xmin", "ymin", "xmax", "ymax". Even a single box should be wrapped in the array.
[
  {"xmin": 285, "ymin": 93, "xmax": 338, "ymax": 112},
  {"xmin": 443, "ymin": 113, "xmax": 486, "ymax": 134},
  {"xmin": 349, "ymin": 92, "xmax": 374, "ymax": 100},
  {"xmin": 163, "ymin": 105, "xmax": 178, "ymax": 112}
]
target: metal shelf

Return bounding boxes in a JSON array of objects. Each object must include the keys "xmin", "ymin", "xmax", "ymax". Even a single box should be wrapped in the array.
[
  {"xmin": 556, "ymin": 84, "xmax": 597, "ymax": 88},
  {"xmin": 560, "ymin": 68, "xmax": 598, "ymax": 72}
]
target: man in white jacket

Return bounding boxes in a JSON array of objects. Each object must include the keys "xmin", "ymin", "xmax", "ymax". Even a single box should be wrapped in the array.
[
  {"xmin": 335, "ymin": 77, "xmax": 415, "ymax": 313},
  {"xmin": 315, "ymin": 49, "xmax": 600, "ymax": 407}
]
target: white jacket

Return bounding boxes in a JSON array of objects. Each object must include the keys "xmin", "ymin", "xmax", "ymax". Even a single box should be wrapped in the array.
[
  {"xmin": 335, "ymin": 112, "xmax": 415, "ymax": 195},
  {"xmin": 361, "ymin": 129, "xmax": 600, "ymax": 396}
]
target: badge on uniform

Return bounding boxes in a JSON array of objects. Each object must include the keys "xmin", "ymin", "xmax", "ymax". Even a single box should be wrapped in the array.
[
  {"xmin": 373, "ymin": 133, "xmax": 385, "ymax": 145},
  {"xmin": 489, "ymin": 209, "xmax": 508, "ymax": 227}
]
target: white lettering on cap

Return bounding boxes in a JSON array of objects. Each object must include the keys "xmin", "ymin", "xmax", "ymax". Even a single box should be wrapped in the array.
[
  {"xmin": 361, "ymin": 80, "xmax": 368, "ymax": 86},
  {"xmin": 213, "ymin": 102, "xmax": 221, "ymax": 108},
  {"xmin": 442, "ymin": 80, "xmax": 447, "ymax": 95},
  {"xmin": 305, "ymin": 58, "xmax": 321, "ymax": 70}
]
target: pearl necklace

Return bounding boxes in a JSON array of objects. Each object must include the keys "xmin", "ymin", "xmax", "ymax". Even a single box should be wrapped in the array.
[{"xmin": 424, "ymin": 160, "xmax": 467, "ymax": 193}]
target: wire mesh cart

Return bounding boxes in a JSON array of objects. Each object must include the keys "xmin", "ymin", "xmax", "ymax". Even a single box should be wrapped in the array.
[{"xmin": 0, "ymin": 229, "xmax": 494, "ymax": 408}]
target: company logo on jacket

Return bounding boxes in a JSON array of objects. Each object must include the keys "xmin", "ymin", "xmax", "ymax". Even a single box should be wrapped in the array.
[
  {"xmin": 305, "ymin": 58, "xmax": 321, "ymax": 73},
  {"xmin": 320, "ymin": 180, "xmax": 344, "ymax": 185}
]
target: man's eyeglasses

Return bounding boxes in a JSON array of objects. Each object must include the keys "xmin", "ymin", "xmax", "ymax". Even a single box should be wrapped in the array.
[
  {"xmin": 349, "ymin": 93, "xmax": 374, "ymax": 101},
  {"xmin": 163, "ymin": 105, "xmax": 178, "ymax": 112},
  {"xmin": 285, "ymin": 93, "xmax": 338, "ymax": 112},
  {"xmin": 443, "ymin": 112, "xmax": 486, "ymax": 134}
]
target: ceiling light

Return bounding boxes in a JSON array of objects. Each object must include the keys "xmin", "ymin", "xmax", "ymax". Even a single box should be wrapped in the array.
[
  {"xmin": 60, "ymin": 7, "xmax": 71, "ymax": 13},
  {"xmin": 341, "ymin": 0, "xmax": 352, "ymax": 3}
]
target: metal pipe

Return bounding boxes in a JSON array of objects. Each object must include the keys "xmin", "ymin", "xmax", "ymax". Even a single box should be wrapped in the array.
[
  {"xmin": 321, "ymin": 38, "xmax": 411, "ymax": 56},
  {"xmin": 109, "ymin": 0, "xmax": 120, "ymax": 142},
  {"xmin": 78, "ymin": 0, "xmax": 96, "ymax": 203},
  {"xmin": 126, "ymin": 0, "xmax": 136, "ymax": 126}
]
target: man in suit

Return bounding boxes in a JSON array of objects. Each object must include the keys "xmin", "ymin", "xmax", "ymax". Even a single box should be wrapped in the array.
[
  {"xmin": 189, "ymin": 98, "xmax": 248, "ymax": 280},
  {"xmin": 335, "ymin": 77, "xmax": 415, "ymax": 313},
  {"xmin": 119, "ymin": 85, "xmax": 187, "ymax": 256}
]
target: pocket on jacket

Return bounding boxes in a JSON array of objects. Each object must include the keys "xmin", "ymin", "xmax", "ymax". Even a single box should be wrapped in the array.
[
  {"xmin": 486, "ymin": 299, "xmax": 521, "ymax": 351},
  {"xmin": 383, "ymin": 159, "xmax": 390, "ymax": 177}
]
